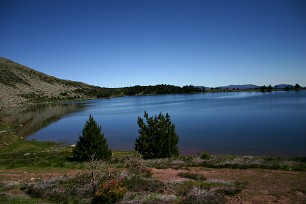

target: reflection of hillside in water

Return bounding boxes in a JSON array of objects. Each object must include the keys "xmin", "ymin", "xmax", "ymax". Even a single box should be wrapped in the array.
[{"xmin": 3, "ymin": 103, "xmax": 86, "ymax": 137}]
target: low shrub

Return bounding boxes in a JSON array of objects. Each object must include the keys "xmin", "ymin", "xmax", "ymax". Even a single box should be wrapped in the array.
[
  {"xmin": 147, "ymin": 157, "xmax": 191, "ymax": 169},
  {"xmin": 200, "ymin": 152, "xmax": 211, "ymax": 160},
  {"xmin": 182, "ymin": 187, "xmax": 226, "ymax": 204},
  {"xmin": 169, "ymin": 178, "xmax": 246, "ymax": 202},
  {"xmin": 147, "ymin": 158, "xmax": 172, "ymax": 169},
  {"xmin": 93, "ymin": 178, "xmax": 127, "ymax": 204},
  {"xmin": 124, "ymin": 176, "xmax": 165, "ymax": 193},
  {"xmin": 24, "ymin": 175, "xmax": 94, "ymax": 203},
  {"xmin": 214, "ymin": 181, "xmax": 246, "ymax": 196},
  {"xmin": 120, "ymin": 192, "xmax": 178, "ymax": 204},
  {"xmin": 0, "ymin": 194, "xmax": 44, "ymax": 204},
  {"xmin": 126, "ymin": 155, "xmax": 151, "ymax": 177},
  {"xmin": 200, "ymin": 155, "xmax": 306, "ymax": 171},
  {"xmin": 170, "ymin": 180, "xmax": 211, "ymax": 196}
]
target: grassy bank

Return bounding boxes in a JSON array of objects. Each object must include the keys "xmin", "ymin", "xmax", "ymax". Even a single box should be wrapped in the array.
[{"xmin": 1, "ymin": 130, "xmax": 305, "ymax": 171}]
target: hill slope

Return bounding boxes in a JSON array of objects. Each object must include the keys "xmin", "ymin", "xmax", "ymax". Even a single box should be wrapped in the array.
[{"xmin": 0, "ymin": 57, "xmax": 103, "ymax": 109}]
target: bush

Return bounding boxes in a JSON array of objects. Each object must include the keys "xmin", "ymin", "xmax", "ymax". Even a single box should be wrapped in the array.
[
  {"xmin": 135, "ymin": 111, "xmax": 179, "ymax": 159},
  {"xmin": 126, "ymin": 155, "xmax": 151, "ymax": 177},
  {"xmin": 183, "ymin": 188, "xmax": 226, "ymax": 204},
  {"xmin": 24, "ymin": 175, "xmax": 93, "ymax": 203},
  {"xmin": 200, "ymin": 152, "xmax": 211, "ymax": 160},
  {"xmin": 92, "ymin": 179, "xmax": 127, "ymax": 204},
  {"xmin": 124, "ymin": 176, "xmax": 165, "ymax": 193},
  {"xmin": 73, "ymin": 115, "xmax": 112, "ymax": 161}
]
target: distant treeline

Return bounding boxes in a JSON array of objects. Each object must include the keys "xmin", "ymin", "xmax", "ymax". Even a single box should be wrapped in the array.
[
  {"xmin": 73, "ymin": 84, "xmax": 203, "ymax": 98},
  {"xmin": 122, "ymin": 84, "xmax": 203, "ymax": 96},
  {"xmin": 97, "ymin": 84, "xmax": 204, "ymax": 98},
  {"xmin": 206, "ymin": 84, "xmax": 304, "ymax": 93},
  {"xmin": 257, "ymin": 84, "xmax": 303, "ymax": 92},
  {"xmin": 74, "ymin": 83, "xmax": 304, "ymax": 99}
]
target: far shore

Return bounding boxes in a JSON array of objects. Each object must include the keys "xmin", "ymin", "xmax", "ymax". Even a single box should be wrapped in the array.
[{"xmin": 1, "ymin": 88, "xmax": 305, "ymax": 111}]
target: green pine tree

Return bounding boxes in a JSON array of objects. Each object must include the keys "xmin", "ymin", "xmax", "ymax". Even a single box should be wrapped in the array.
[
  {"xmin": 135, "ymin": 111, "xmax": 179, "ymax": 159},
  {"xmin": 73, "ymin": 114, "xmax": 112, "ymax": 161}
]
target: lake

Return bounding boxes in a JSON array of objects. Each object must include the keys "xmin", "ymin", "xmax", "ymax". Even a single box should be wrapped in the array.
[{"xmin": 12, "ymin": 91, "xmax": 306, "ymax": 156}]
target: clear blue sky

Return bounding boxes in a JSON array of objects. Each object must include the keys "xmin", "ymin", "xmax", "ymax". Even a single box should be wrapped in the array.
[{"xmin": 1, "ymin": 0, "xmax": 305, "ymax": 87}]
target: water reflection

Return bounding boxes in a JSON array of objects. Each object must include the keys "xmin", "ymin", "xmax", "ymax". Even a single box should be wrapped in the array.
[
  {"xmin": 2, "ymin": 103, "xmax": 86, "ymax": 137},
  {"xmin": 5, "ymin": 91, "xmax": 306, "ymax": 157}
]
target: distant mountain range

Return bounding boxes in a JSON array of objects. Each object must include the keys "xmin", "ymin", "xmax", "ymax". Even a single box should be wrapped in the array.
[
  {"xmin": 219, "ymin": 84, "xmax": 300, "ymax": 90},
  {"xmin": 274, "ymin": 84, "xmax": 294, "ymax": 89}
]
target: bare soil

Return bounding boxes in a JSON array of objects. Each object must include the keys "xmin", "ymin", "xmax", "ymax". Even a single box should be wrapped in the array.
[{"xmin": 152, "ymin": 168, "xmax": 306, "ymax": 204}]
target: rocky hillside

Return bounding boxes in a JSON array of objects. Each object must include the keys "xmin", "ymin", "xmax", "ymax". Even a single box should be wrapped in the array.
[{"xmin": 0, "ymin": 57, "xmax": 103, "ymax": 110}]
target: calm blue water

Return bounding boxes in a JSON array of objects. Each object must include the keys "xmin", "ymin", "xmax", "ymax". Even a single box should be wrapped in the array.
[{"xmin": 27, "ymin": 91, "xmax": 306, "ymax": 156}]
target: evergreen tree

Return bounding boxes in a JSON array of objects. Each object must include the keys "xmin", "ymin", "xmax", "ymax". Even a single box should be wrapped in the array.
[
  {"xmin": 295, "ymin": 83, "xmax": 301, "ymax": 90},
  {"xmin": 135, "ymin": 111, "xmax": 179, "ymax": 159},
  {"xmin": 73, "ymin": 115, "xmax": 112, "ymax": 161}
]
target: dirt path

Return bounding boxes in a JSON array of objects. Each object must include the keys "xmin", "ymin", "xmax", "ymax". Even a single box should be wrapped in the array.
[{"xmin": 152, "ymin": 168, "xmax": 306, "ymax": 204}]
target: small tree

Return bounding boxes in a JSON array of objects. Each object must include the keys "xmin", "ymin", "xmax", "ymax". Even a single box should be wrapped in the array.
[
  {"xmin": 73, "ymin": 114, "xmax": 112, "ymax": 161},
  {"xmin": 135, "ymin": 111, "xmax": 179, "ymax": 159},
  {"xmin": 295, "ymin": 83, "xmax": 301, "ymax": 90}
]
